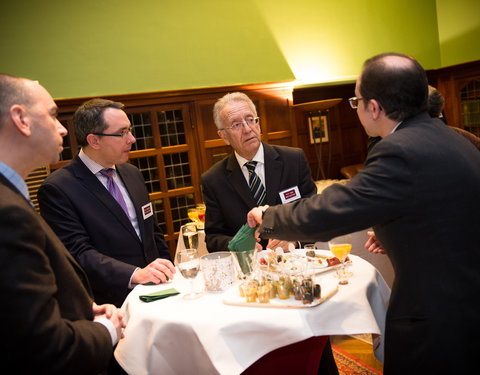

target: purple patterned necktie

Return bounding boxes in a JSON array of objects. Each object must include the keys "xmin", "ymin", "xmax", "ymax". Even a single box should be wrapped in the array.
[{"xmin": 99, "ymin": 168, "xmax": 130, "ymax": 218}]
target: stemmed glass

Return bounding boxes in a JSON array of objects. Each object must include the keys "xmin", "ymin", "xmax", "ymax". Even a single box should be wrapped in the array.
[
  {"xmin": 328, "ymin": 234, "xmax": 352, "ymax": 285},
  {"xmin": 196, "ymin": 203, "xmax": 206, "ymax": 230},
  {"xmin": 176, "ymin": 248, "xmax": 202, "ymax": 299},
  {"xmin": 181, "ymin": 223, "xmax": 198, "ymax": 250}
]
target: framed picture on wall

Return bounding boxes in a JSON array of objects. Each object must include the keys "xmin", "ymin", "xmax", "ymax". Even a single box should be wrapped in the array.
[{"xmin": 308, "ymin": 114, "xmax": 329, "ymax": 143}]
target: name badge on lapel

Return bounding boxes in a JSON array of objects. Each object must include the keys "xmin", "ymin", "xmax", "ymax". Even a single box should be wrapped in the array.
[
  {"xmin": 142, "ymin": 202, "xmax": 153, "ymax": 220},
  {"xmin": 279, "ymin": 186, "xmax": 301, "ymax": 204}
]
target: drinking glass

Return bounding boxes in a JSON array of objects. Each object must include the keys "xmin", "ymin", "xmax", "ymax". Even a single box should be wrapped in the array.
[
  {"xmin": 181, "ymin": 223, "xmax": 198, "ymax": 250},
  {"xmin": 176, "ymin": 248, "xmax": 202, "ymax": 299},
  {"xmin": 328, "ymin": 234, "xmax": 352, "ymax": 285},
  {"xmin": 187, "ymin": 208, "xmax": 199, "ymax": 226},
  {"xmin": 196, "ymin": 203, "xmax": 206, "ymax": 230}
]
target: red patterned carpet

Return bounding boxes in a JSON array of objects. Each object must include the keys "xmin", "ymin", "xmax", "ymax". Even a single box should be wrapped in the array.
[{"xmin": 332, "ymin": 345, "xmax": 382, "ymax": 375}]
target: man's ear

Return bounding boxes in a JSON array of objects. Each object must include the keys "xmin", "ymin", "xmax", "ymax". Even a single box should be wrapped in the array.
[
  {"xmin": 369, "ymin": 99, "xmax": 383, "ymax": 120},
  {"xmin": 86, "ymin": 133, "xmax": 101, "ymax": 149},
  {"xmin": 10, "ymin": 104, "xmax": 31, "ymax": 136},
  {"xmin": 217, "ymin": 129, "xmax": 230, "ymax": 145}
]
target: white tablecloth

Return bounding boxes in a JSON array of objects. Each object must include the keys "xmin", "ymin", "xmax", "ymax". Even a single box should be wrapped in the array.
[{"xmin": 115, "ymin": 252, "xmax": 390, "ymax": 375}]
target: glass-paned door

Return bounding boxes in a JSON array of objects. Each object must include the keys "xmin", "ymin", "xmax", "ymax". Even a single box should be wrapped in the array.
[{"xmin": 127, "ymin": 104, "xmax": 202, "ymax": 255}]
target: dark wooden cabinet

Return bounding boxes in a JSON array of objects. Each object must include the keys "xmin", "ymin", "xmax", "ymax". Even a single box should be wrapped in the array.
[
  {"xmin": 293, "ymin": 83, "xmax": 369, "ymax": 180},
  {"xmin": 431, "ymin": 60, "xmax": 480, "ymax": 136}
]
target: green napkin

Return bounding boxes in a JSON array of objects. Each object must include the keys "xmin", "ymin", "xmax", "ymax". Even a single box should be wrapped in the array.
[
  {"xmin": 228, "ymin": 224, "xmax": 257, "ymax": 252},
  {"xmin": 139, "ymin": 288, "xmax": 180, "ymax": 302},
  {"xmin": 228, "ymin": 224, "xmax": 257, "ymax": 276}
]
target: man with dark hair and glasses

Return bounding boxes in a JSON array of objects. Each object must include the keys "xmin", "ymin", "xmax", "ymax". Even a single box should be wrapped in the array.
[
  {"xmin": 248, "ymin": 52, "xmax": 480, "ymax": 374},
  {"xmin": 38, "ymin": 98, "xmax": 175, "ymax": 308}
]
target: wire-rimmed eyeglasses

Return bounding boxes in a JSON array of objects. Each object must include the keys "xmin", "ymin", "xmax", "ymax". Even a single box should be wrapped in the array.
[
  {"xmin": 92, "ymin": 126, "xmax": 133, "ymax": 138},
  {"xmin": 220, "ymin": 117, "xmax": 260, "ymax": 132},
  {"xmin": 348, "ymin": 97, "xmax": 364, "ymax": 109}
]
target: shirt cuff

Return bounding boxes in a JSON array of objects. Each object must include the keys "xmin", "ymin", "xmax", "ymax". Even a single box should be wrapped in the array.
[
  {"xmin": 128, "ymin": 267, "xmax": 140, "ymax": 289},
  {"xmin": 94, "ymin": 316, "xmax": 118, "ymax": 346}
]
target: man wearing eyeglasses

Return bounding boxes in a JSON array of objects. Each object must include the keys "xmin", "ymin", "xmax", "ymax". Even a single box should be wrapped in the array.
[
  {"xmin": 38, "ymin": 98, "xmax": 175, "ymax": 308},
  {"xmin": 202, "ymin": 92, "xmax": 338, "ymax": 375},
  {"xmin": 201, "ymin": 92, "xmax": 318, "ymax": 253},
  {"xmin": 248, "ymin": 53, "xmax": 480, "ymax": 374}
]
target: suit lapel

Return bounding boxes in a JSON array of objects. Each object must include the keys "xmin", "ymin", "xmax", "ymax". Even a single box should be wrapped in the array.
[
  {"xmin": 226, "ymin": 154, "xmax": 256, "ymax": 208},
  {"xmin": 71, "ymin": 157, "xmax": 140, "ymax": 242},
  {"xmin": 263, "ymin": 143, "xmax": 282, "ymax": 205}
]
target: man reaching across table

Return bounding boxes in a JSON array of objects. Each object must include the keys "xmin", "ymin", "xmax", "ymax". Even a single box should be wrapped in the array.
[{"xmin": 248, "ymin": 52, "xmax": 480, "ymax": 374}]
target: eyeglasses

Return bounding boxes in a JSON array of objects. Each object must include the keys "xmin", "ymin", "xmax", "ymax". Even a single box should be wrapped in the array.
[
  {"xmin": 348, "ymin": 97, "xmax": 364, "ymax": 109},
  {"xmin": 220, "ymin": 117, "xmax": 259, "ymax": 132},
  {"xmin": 92, "ymin": 126, "xmax": 133, "ymax": 138}
]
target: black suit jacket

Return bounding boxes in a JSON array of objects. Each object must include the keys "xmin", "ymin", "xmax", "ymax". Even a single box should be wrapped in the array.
[
  {"xmin": 0, "ymin": 174, "xmax": 112, "ymax": 374},
  {"xmin": 201, "ymin": 143, "xmax": 317, "ymax": 251},
  {"xmin": 260, "ymin": 113, "xmax": 480, "ymax": 374},
  {"xmin": 38, "ymin": 156, "xmax": 171, "ymax": 307}
]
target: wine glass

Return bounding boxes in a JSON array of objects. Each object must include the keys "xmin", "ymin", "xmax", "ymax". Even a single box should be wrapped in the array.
[
  {"xmin": 328, "ymin": 234, "xmax": 352, "ymax": 285},
  {"xmin": 176, "ymin": 248, "xmax": 202, "ymax": 299},
  {"xmin": 187, "ymin": 208, "xmax": 199, "ymax": 227},
  {"xmin": 181, "ymin": 223, "xmax": 198, "ymax": 250},
  {"xmin": 196, "ymin": 203, "xmax": 206, "ymax": 230}
]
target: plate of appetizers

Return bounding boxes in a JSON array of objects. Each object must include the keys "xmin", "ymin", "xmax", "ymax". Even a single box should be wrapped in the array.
[
  {"xmin": 222, "ymin": 278, "xmax": 338, "ymax": 309},
  {"xmin": 256, "ymin": 249, "xmax": 349, "ymax": 274}
]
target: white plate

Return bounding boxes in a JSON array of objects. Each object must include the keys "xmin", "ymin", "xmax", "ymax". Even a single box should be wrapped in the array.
[
  {"xmin": 257, "ymin": 249, "xmax": 348, "ymax": 274},
  {"xmin": 223, "ymin": 279, "xmax": 338, "ymax": 309}
]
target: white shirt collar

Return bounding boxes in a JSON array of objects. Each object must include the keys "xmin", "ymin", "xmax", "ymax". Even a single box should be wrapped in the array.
[
  {"xmin": 234, "ymin": 143, "xmax": 264, "ymax": 168},
  {"xmin": 390, "ymin": 121, "xmax": 403, "ymax": 134},
  {"xmin": 79, "ymin": 149, "xmax": 116, "ymax": 175}
]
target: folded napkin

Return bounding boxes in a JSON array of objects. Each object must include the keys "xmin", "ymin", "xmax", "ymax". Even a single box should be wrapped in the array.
[
  {"xmin": 139, "ymin": 288, "xmax": 180, "ymax": 302},
  {"xmin": 228, "ymin": 224, "xmax": 257, "ymax": 253},
  {"xmin": 228, "ymin": 224, "xmax": 258, "ymax": 276}
]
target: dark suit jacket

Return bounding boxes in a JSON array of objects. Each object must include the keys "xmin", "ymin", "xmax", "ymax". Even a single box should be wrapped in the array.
[
  {"xmin": 201, "ymin": 143, "xmax": 317, "ymax": 251},
  {"xmin": 260, "ymin": 113, "xmax": 480, "ymax": 374},
  {"xmin": 0, "ymin": 174, "xmax": 112, "ymax": 374},
  {"xmin": 38, "ymin": 156, "xmax": 171, "ymax": 307}
]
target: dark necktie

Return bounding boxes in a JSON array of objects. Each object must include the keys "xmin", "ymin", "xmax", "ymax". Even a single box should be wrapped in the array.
[
  {"xmin": 245, "ymin": 161, "xmax": 266, "ymax": 206},
  {"xmin": 99, "ymin": 168, "xmax": 130, "ymax": 218}
]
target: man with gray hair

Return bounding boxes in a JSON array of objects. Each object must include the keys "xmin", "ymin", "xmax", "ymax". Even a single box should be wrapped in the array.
[
  {"xmin": 202, "ymin": 92, "xmax": 317, "ymax": 252},
  {"xmin": 202, "ymin": 92, "xmax": 339, "ymax": 374}
]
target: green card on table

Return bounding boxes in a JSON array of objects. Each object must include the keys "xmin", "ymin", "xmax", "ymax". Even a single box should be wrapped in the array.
[{"xmin": 139, "ymin": 288, "xmax": 180, "ymax": 302}]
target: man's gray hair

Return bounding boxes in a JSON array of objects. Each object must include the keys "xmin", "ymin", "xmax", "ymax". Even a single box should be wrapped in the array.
[{"xmin": 213, "ymin": 92, "xmax": 257, "ymax": 129}]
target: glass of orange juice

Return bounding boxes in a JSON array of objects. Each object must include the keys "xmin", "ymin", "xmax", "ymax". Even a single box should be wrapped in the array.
[
  {"xmin": 328, "ymin": 234, "xmax": 352, "ymax": 285},
  {"xmin": 196, "ymin": 203, "xmax": 206, "ymax": 230},
  {"xmin": 188, "ymin": 208, "xmax": 199, "ymax": 225}
]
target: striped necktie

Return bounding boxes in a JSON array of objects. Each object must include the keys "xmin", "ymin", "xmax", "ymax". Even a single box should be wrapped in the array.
[{"xmin": 245, "ymin": 161, "xmax": 266, "ymax": 206}]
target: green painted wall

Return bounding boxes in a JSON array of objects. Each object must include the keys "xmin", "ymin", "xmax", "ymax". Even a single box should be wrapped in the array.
[
  {"xmin": 0, "ymin": 0, "xmax": 475, "ymax": 99},
  {"xmin": 436, "ymin": 0, "xmax": 480, "ymax": 67}
]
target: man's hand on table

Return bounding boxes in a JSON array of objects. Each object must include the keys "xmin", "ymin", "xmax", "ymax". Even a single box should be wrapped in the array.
[
  {"xmin": 364, "ymin": 231, "xmax": 386, "ymax": 254},
  {"xmin": 132, "ymin": 258, "xmax": 176, "ymax": 285}
]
